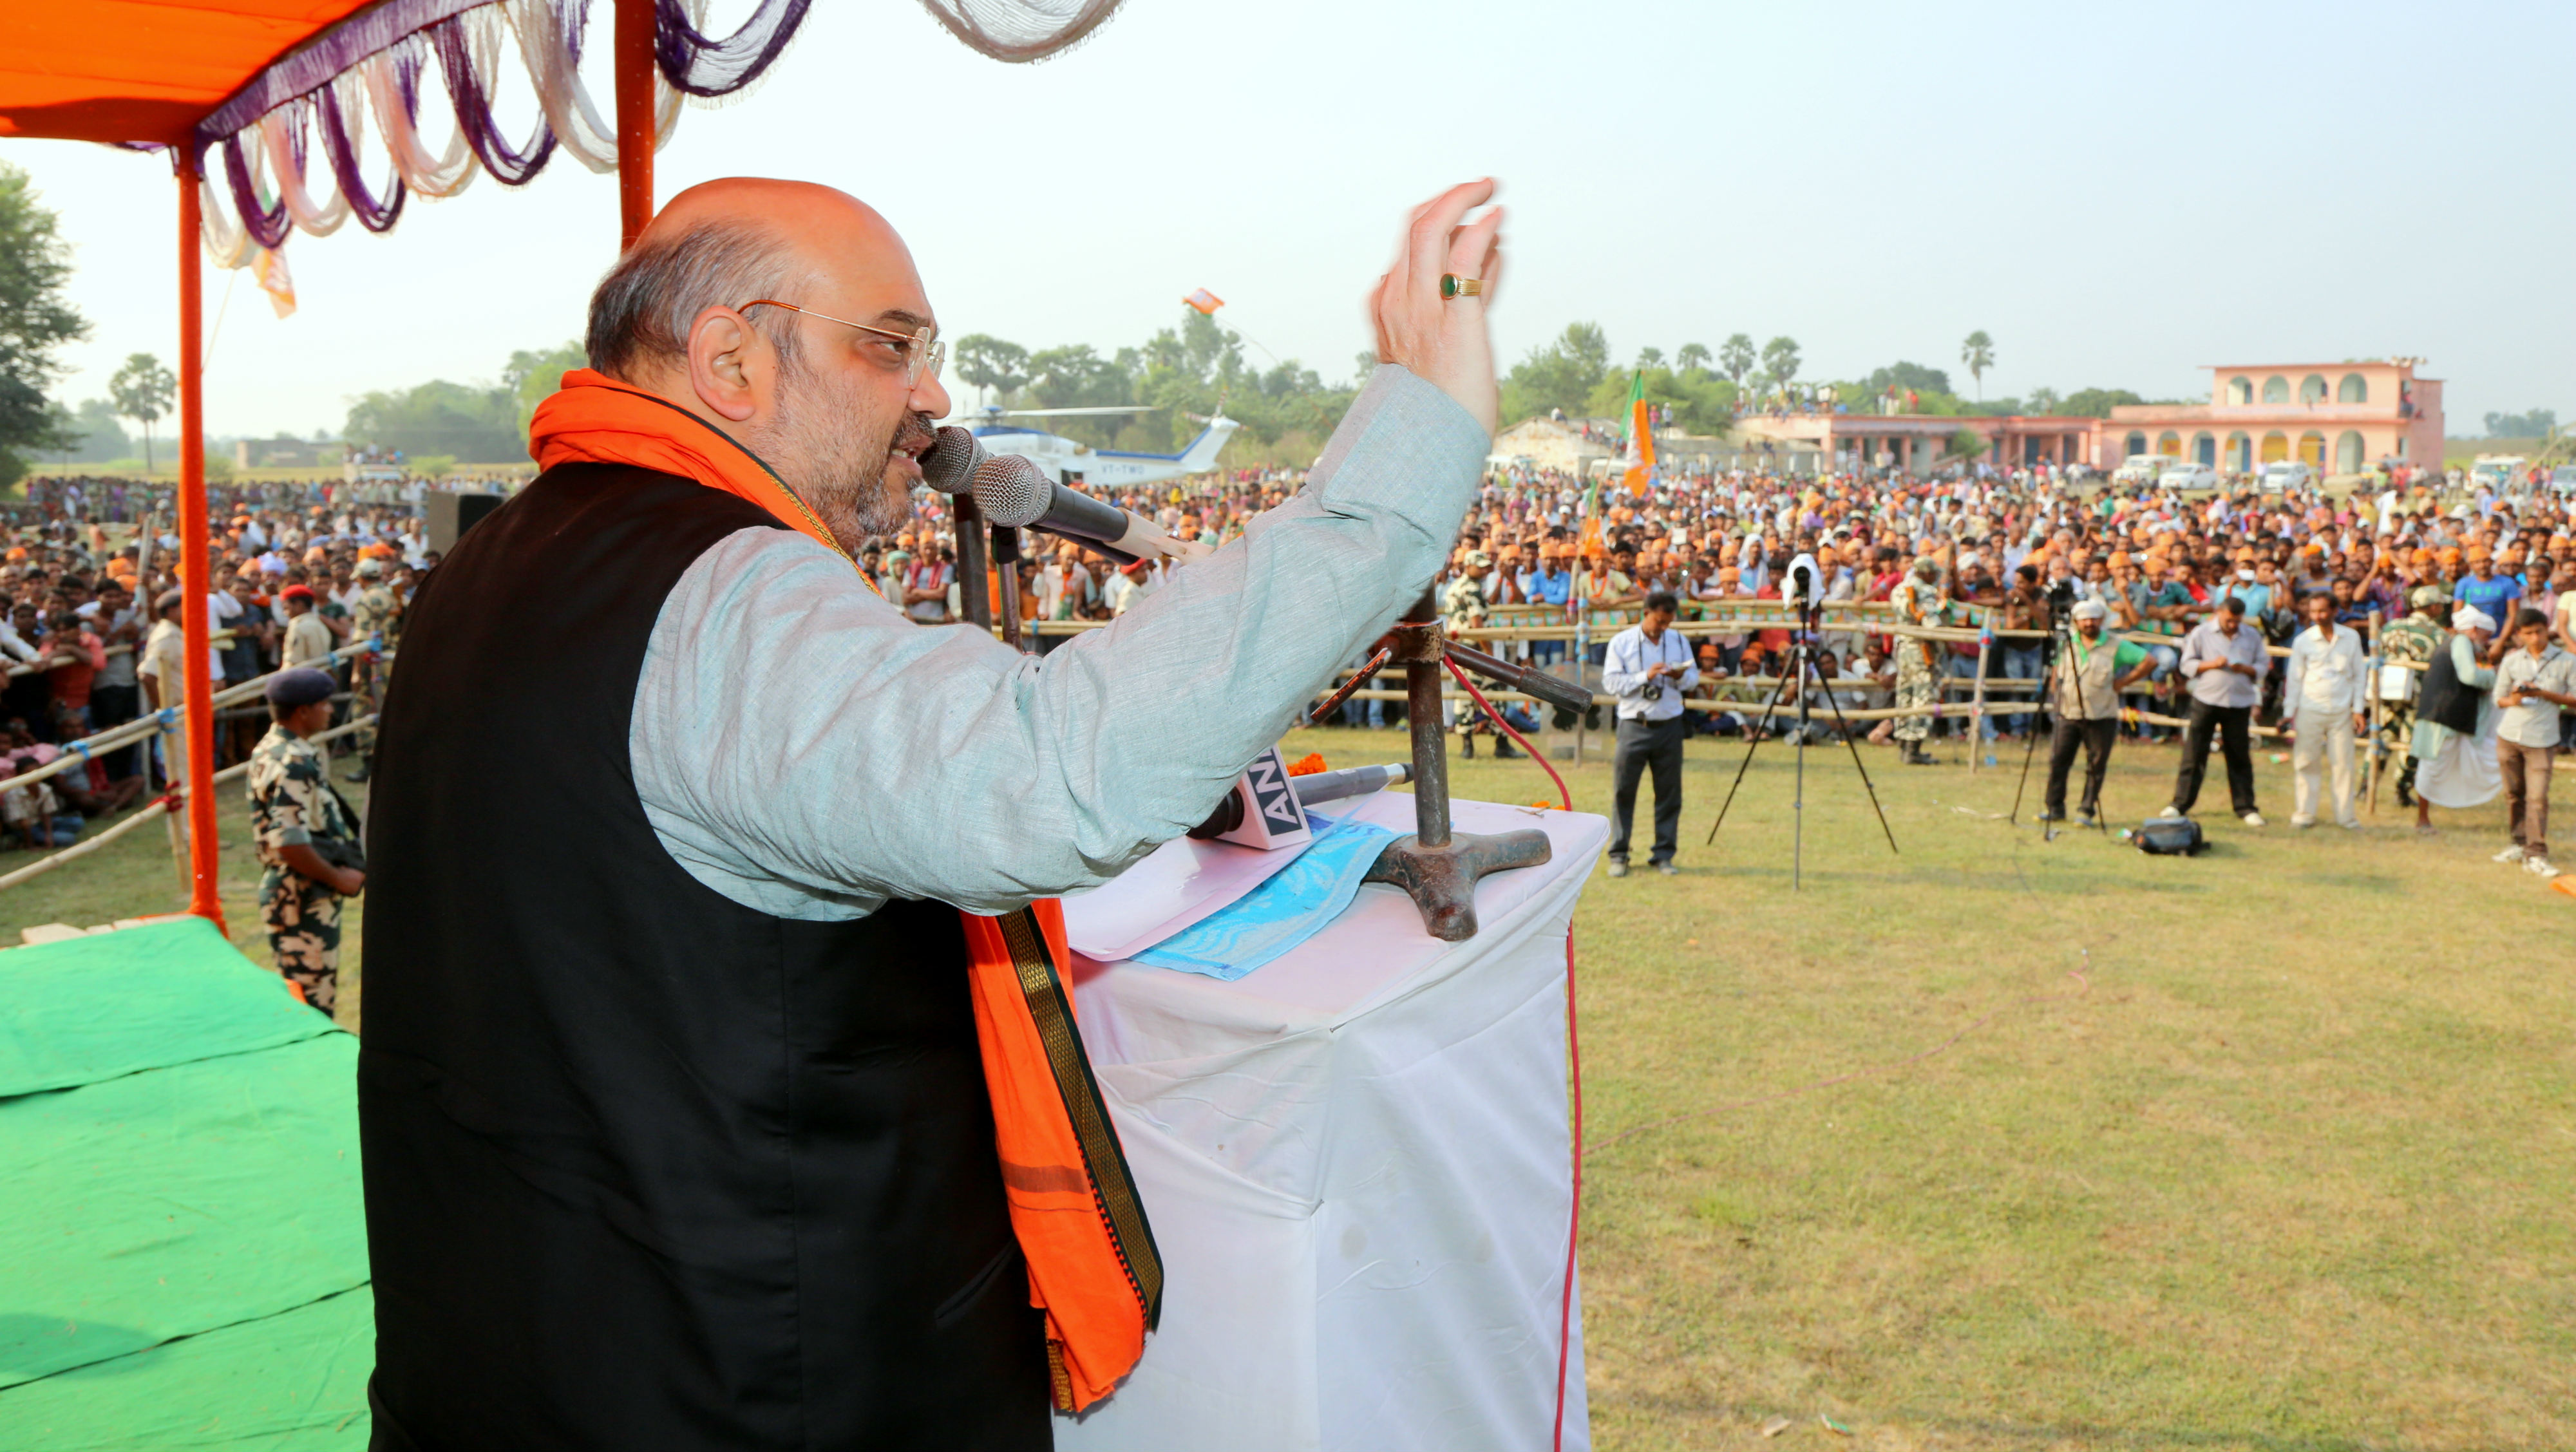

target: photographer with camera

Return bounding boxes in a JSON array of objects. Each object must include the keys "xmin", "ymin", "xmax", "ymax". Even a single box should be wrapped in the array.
[
  {"xmin": 1603, "ymin": 589, "xmax": 1698, "ymax": 876},
  {"xmin": 2039, "ymin": 598, "xmax": 2155, "ymax": 827}
]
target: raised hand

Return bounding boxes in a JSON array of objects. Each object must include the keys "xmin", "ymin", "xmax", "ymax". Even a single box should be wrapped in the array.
[{"xmin": 1368, "ymin": 180, "xmax": 1504, "ymax": 435}]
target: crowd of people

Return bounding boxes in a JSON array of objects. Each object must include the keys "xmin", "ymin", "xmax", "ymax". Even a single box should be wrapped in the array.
[
  {"xmin": 831, "ymin": 447, "xmax": 2573, "ymax": 885},
  {"xmin": 10, "ymin": 446, "xmax": 2575, "ymax": 979},
  {"xmin": 0, "ymin": 488, "xmax": 424, "ymax": 851}
]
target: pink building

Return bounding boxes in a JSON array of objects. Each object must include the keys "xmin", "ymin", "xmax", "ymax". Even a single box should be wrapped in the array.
[
  {"xmin": 2098, "ymin": 360, "xmax": 2443, "ymax": 475},
  {"xmin": 1732, "ymin": 358, "xmax": 2445, "ymax": 479}
]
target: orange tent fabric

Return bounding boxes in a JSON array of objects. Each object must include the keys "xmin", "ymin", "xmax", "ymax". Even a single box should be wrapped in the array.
[{"xmin": 0, "ymin": 0, "xmax": 384, "ymax": 144}]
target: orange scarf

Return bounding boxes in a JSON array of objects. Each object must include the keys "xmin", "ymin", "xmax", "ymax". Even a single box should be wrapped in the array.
[{"xmin": 527, "ymin": 370, "xmax": 1159, "ymax": 1411}]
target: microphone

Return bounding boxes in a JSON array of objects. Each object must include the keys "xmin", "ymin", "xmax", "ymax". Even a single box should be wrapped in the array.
[
  {"xmin": 918, "ymin": 425, "xmax": 983, "ymax": 495},
  {"xmin": 1188, "ymin": 757, "xmax": 1412, "ymax": 844},
  {"xmin": 969, "ymin": 453, "xmax": 1213, "ymax": 563}
]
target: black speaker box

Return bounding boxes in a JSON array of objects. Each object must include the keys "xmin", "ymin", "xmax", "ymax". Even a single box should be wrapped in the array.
[{"xmin": 426, "ymin": 491, "xmax": 504, "ymax": 556}]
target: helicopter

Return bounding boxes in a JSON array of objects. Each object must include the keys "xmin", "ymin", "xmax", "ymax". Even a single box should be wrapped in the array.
[{"xmin": 946, "ymin": 404, "xmax": 1240, "ymax": 489}]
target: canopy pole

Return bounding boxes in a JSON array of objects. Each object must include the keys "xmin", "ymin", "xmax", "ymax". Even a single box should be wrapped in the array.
[
  {"xmin": 614, "ymin": 0, "xmax": 657, "ymax": 249},
  {"xmin": 175, "ymin": 167, "xmax": 225, "ymax": 929}
]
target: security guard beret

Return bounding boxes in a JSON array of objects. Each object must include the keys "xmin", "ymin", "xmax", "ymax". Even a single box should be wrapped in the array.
[{"xmin": 265, "ymin": 667, "xmax": 337, "ymax": 708}]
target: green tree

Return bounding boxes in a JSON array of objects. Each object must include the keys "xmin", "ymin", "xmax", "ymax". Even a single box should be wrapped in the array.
[
  {"xmin": 951, "ymin": 334, "xmax": 1030, "ymax": 408},
  {"xmin": 1718, "ymin": 334, "xmax": 1756, "ymax": 387},
  {"xmin": 1635, "ymin": 346, "xmax": 1665, "ymax": 370},
  {"xmin": 108, "ymin": 353, "xmax": 176, "ymax": 472},
  {"xmin": 2485, "ymin": 408, "xmax": 2557, "ymax": 438},
  {"xmin": 2058, "ymin": 387, "xmax": 2145, "ymax": 418},
  {"xmin": 1864, "ymin": 361, "xmax": 1951, "ymax": 398},
  {"xmin": 1960, "ymin": 330, "xmax": 1994, "ymax": 400},
  {"xmin": 39, "ymin": 398, "xmax": 129, "ymax": 464},
  {"xmin": 1025, "ymin": 344, "xmax": 1135, "ymax": 408},
  {"xmin": 1582, "ymin": 365, "xmax": 1738, "ymax": 435},
  {"xmin": 1949, "ymin": 426, "xmax": 1987, "ymax": 459},
  {"xmin": 1498, "ymin": 322, "xmax": 1610, "ymax": 422},
  {"xmin": 2024, "ymin": 386, "xmax": 2062, "ymax": 415},
  {"xmin": 345, "ymin": 379, "xmax": 520, "ymax": 462},
  {"xmin": 502, "ymin": 340, "xmax": 587, "ymax": 440},
  {"xmin": 1675, "ymin": 342, "xmax": 1711, "ymax": 375},
  {"xmin": 1761, "ymin": 335, "xmax": 1801, "ymax": 387},
  {"xmin": 0, "ymin": 162, "xmax": 86, "ymax": 489}
]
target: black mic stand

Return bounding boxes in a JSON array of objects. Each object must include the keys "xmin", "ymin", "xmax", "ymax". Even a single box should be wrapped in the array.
[
  {"xmin": 953, "ymin": 493, "xmax": 992, "ymax": 630},
  {"xmin": 1702, "ymin": 592, "xmax": 1900, "ymax": 889},
  {"xmin": 1359, "ymin": 586, "xmax": 1593, "ymax": 941},
  {"xmin": 992, "ymin": 523, "xmax": 1025, "ymax": 650}
]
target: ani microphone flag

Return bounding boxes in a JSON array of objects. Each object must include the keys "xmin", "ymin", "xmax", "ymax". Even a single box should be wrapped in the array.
[
  {"xmin": 252, "ymin": 246, "xmax": 296, "ymax": 319},
  {"xmin": 1618, "ymin": 370, "xmax": 1656, "ymax": 496},
  {"xmin": 1182, "ymin": 288, "xmax": 1225, "ymax": 316}
]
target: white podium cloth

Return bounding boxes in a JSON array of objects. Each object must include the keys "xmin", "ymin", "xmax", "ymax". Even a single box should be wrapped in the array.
[{"xmin": 1055, "ymin": 793, "xmax": 1607, "ymax": 1452}]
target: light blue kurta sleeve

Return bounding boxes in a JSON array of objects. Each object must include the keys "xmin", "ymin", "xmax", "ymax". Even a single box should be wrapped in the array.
[{"xmin": 630, "ymin": 364, "xmax": 1490, "ymax": 919}]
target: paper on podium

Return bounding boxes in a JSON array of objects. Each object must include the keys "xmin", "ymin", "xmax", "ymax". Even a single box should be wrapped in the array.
[{"xmin": 1059, "ymin": 789, "xmax": 1400, "ymax": 962}]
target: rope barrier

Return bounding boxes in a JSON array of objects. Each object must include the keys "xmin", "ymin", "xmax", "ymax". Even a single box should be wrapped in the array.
[{"xmin": 0, "ymin": 715, "xmax": 377, "ymax": 892}]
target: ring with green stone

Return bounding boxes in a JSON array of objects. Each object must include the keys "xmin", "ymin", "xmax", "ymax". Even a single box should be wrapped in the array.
[{"xmin": 1439, "ymin": 273, "xmax": 1483, "ymax": 301}]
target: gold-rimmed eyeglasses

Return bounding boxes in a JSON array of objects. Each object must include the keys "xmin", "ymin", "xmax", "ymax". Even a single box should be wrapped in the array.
[{"xmin": 737, "ymin": 299, "xmax": 946, "ymax": 389}]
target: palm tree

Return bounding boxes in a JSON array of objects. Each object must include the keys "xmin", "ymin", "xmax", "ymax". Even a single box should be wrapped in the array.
[
  {"xmin": 108, "ymin": 353, "xmax": 175, "ymax": 471},
  {"xmin": 1718, "ymin": 334, "xmax": 1756, "ymax": 387},
  {"xmin": 1676, "ymin": 342, "xmax": 1711, "ymax": 375},
  {"xmin": 1960, "ymin": 331, "xmax": 1994, "ymax": 401}
]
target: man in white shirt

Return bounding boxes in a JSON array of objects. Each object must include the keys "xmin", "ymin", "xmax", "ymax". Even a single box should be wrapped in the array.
[
  {"xmin": 2280, "ymin": 591, "xmax": 2367, "ymax": 830},
  {"xmin": 1601, "ymin": 589, "xmax": 1699, "ymax": 877},
  {"xmin": 2492, "ymin": 608, "xmax": 2576, "ymax": 879},
  {"xmin": 136, "ymin": 591, "xmax": 191, "ymax": 793}
]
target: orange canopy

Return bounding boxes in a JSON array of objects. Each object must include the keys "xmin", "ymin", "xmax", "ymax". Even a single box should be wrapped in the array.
[{"xmin": 0, "ymin": 0, "xmax": 402, "ymax": 146}]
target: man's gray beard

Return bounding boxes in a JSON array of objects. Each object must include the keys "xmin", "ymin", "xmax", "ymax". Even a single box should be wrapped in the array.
[{"xmin": 747, "ymin": 369, "xmax": 913, "ymax": 549}]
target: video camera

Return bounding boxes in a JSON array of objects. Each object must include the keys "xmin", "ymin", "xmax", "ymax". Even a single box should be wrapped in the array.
[{"xmin": 2047, "ymin": 577, "xmax": 2078, "ymax": 616}]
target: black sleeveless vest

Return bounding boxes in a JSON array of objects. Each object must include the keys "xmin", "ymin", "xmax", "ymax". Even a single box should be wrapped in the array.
[
  {"xmin": 358, "ymin": 464, "xmax": 1046, "ymax": 1451},
  {"xmin": 2418, "ymin": 637, "xmax": 2486, "ymax": 737}
]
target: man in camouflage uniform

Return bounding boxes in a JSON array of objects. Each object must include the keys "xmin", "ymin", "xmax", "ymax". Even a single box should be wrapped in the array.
[
  {"xmin": 345, "ymin": 557, "xmax": 399, "ymax": 780},
  {"xmin": 247, "ymin": 668, "xmax": 366, "ymax": 1015},
  {"xmin": 2374, "ymin": 585, "xmax": 2448, "ymax": 807},
  {"xmin": 1888, "ymin": 557, "xmax": 1948, "ymax": 765}
]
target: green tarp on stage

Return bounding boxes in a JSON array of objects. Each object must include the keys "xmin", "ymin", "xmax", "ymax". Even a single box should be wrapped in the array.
[{"xmin": 0, "ymin": 918, "xmax": 370, "ymax": 1449}]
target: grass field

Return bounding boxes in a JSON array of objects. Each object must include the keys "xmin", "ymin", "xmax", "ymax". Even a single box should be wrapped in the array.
[{"xmin": 6, "ymin": 727, "xmax": 2571, "ymax": 1450}]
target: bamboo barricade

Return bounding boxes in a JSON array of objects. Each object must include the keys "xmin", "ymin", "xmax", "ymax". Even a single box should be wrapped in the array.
[
  {"xmin": 0, "ymin": 636, "xmax": 378, "ymax": 803},
  {"xmin": 0, "ymin": 713, "xmax": 376, "ymax": 892},
  {"xmin": 1967, "ymin": 608, "xmax": 1993, "ymax": 774}
]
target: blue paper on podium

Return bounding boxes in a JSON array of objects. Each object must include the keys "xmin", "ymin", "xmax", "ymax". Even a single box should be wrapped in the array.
[{"xmin": 1131, "ymin": 812, "xmax": 1397, "ymax": 981}]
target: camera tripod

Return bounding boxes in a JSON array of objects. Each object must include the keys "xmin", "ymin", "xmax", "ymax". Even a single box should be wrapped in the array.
[
  {"xmin": 2007, "ymin": 614, "xmax": 2114, "ymax": 841},
  {"xmin": 1703, "ymin": 600, "xmax": 1899, "ymax": 889}
]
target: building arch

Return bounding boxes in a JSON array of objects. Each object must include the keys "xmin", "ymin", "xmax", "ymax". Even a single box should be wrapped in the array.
[
  {"xmin": 2157, "ymin": 431, "xmax": 2182, "ymax": 457},
  {"xmin": 2335, "ymin": 430, "xmax": 2364, "ymax": 473},
  {"xmin": 2337, "ymin": 373, "xmax": 2367, "ymax": 404},
  {"xmin": 2228, "ymin": 377, "xmax": 2253, "ymax": 405},
  {"xmin": 2260, "ymin": 431, "xmax": 2289, "ymax": 463},
  {"xmin": 2262, "ymin": 376, "xmax": 2290, "ymax": 404},
  {"xmin": 2226, "ymin": 431, "xmax": 2252, "ymax": 471},
  {"xmin": 2298, "ymin": 431, "xmax": 2326, "ymax": 467},
  {"xmin": 2125, "ymin": 430, "xmax": 2148, "ymax": 458},
  {"xmin": 2193, "ymin": 431, "xmax": 2216, "ymax": 466},
  {"xmin": 2300, "ymin": 374, "xmax": 2328, "ymax": 404}
]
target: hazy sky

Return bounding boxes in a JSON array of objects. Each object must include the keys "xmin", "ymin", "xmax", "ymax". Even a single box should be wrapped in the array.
[{"xmin": 10, "ymin": 0, "xmax": 2573, "ymax": 440}]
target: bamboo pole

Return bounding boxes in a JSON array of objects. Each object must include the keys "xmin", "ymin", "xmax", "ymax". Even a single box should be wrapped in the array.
[
  {"xmin": 2365, "ymin": 608, "xmax": 2385, "ymax": 815},
  {"xmin": 0, "ymin": 717, "xmax": 375, "ymax": 895},
  {"xmin": 1967, "ymin": 607, "xmax": 1993, "ymax": 772}
]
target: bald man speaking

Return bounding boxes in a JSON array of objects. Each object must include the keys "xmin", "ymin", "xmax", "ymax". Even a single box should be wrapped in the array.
[{"xmin": 358, "ymin": 178, "xmax": 1504, "ymax": 1450}]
